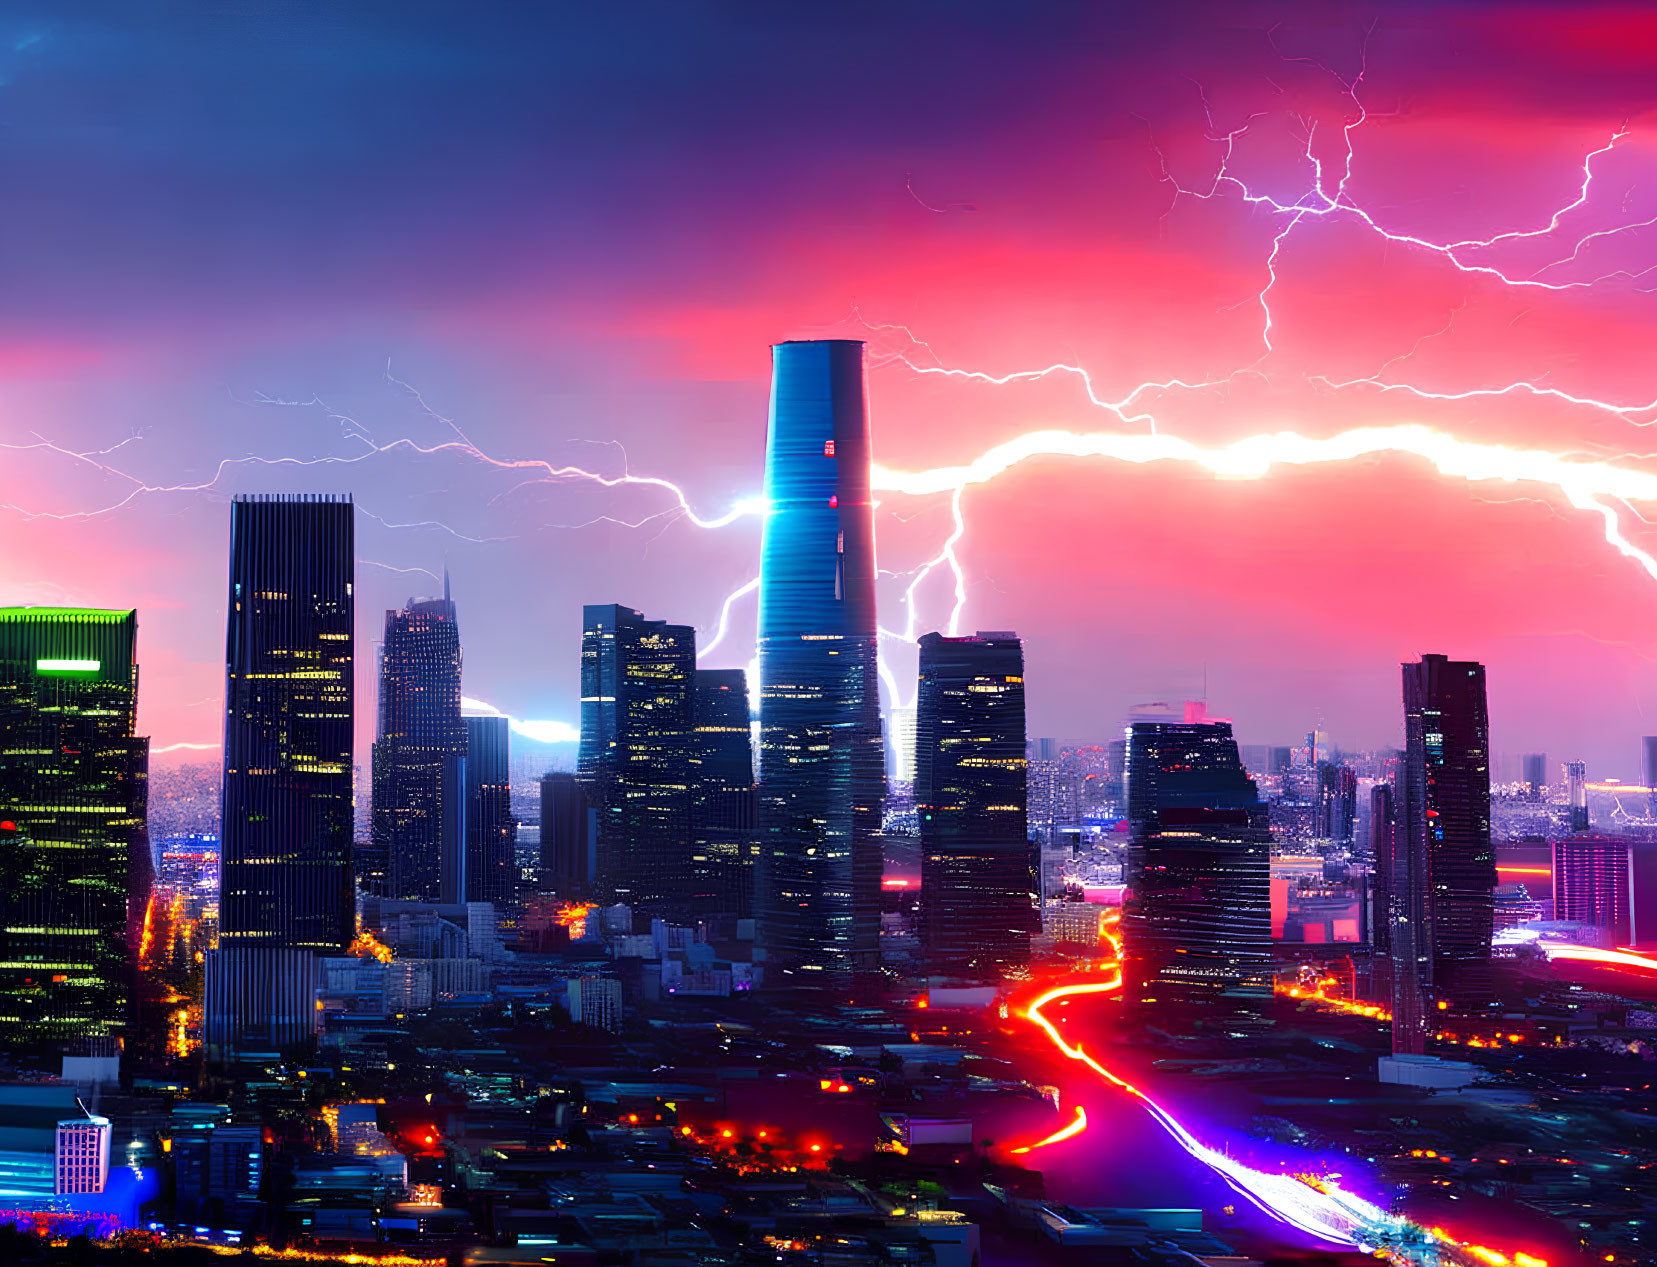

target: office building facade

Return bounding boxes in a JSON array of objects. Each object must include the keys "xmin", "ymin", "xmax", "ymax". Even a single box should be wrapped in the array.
[
  {"xmin": 577, "ymin": 604, "xmax": 695, "ymax": 915},
  {"xmin": 1400, "ymin": 654, "xmax": 1495, "ymax": 1020},
  {"xmin": 1552, "ymin": 834, "xmax": 1633, "ymax": 947},
  {"xmin": 210, "ymin": 494, "xmax": 355, "ymax": 1057},
  {"xmin": 464, "ymin": 714, "xmax": 515, "ymax": 906},
  {"xmin": 1316, "ymin": 762, "xmax": 1357, "ymax": 845},
  {"xmin": 689, "ymin": 668, "xmax": 756, "ymax": 917},
  {"xmin": 540, "ymin": 772, "xmax": 594, "ymax": 896},
  {"xmin": 1521, "ymin": 752, "xmax": 1547, "ymax": 802},
  {"xmin": 755, "ymin": 340, "xmax": 884, "ymax": 983},
  {"xmin": 1122, "ymin": 709, "xmax": 1272, "ymax": 1031},
  {"xmin": 915, "ymin": 631, "xmax": 1033, "ymax": 974},
  {"xmin": 373, "ymin": 583, "xmax": 466, "ymax": 902},
  {"xmin": 0, "ymin": 608, "xmax": 149, "ymax": 1050}
]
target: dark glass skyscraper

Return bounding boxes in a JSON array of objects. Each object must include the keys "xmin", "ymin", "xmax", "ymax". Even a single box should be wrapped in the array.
[
  {"xmin": 540, "ymin": 772, "xmax": 593, "ymax": 897},
  {"xmin": 210, "ymin": 494, "xmax": 354, "ymax": 1057},
  {"xmin": 1315, "ymin": 762, "xmax": 1357, "ymax": 845},
  {"xmin": 373, "ymin": 581, "xmax": 466, "ymax": 902},
  {"xmin": 1400, "ymin": 654, "xmax": 1495, "ymax": 1018},
  {"xmin": 1122, "ymin": 710, "xmax": 1271, "ymax": 1032},
  {"xmin": 577, "ymin": 604, "xmax": 695, "ymax": 915},
  {"xmin": 464, "ymin": 714, "xmax": 515, "ymax": 906},
  {"xmin": 1368, "ymin": 777, "xmax": 1429, "ymax": 1052},
  {"xmin": 915, "ymin": 631, "xmax": 1032, "ymax": 975},
  {"xmin": 0, "ymin": 608, "xmax": 149, "ymax": 1051},
  {"xmin": 1521, "ymin": 752, "xmax": 1547, "ymax": 802},
  {"xmin": 689, "ymin": 668, "xmax": 755, "ymax": 917},
  {"xmin": 755, "ymin": 340, "xmax": 883, "ymax": 984}
]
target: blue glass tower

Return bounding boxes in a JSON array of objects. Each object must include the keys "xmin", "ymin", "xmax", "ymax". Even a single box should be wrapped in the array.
[{"xmin": 755, "ymin": 340, "xmax": 883, "ymax": 983}]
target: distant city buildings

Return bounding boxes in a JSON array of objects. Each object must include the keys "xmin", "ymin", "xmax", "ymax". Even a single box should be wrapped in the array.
[
  {"xmin": 1315, "ymin": 761, "xmax": 1357, "ymax": 845},
  {"xmin": 0, "ymin": 607, "xmax": 149, "ymax": 1050},
  {"xmin": 209, "ymin": 494, "xmax": 355, "ymax": 1057},
  {"xmin": 754, "ymin": 340, "xmax": 883, "ymax": 985},
  {"xmin": 1122, "ymin": 705, "xmax": 1272, "ymax": 1032},
  {"xmin": 915, "ymin": 631, "xmax": 1033, "ymax": 976}
]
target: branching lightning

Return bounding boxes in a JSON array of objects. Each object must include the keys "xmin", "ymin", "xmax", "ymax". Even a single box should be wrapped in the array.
[{"xmin": 14, "ymin": 22, "xmax": 1657, "ymax": 769}]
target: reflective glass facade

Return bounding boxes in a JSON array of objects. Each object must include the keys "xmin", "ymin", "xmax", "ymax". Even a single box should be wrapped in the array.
[
  {"xmin": 1123, "ymin": 718, "xmax": 1271, "ymax": 1032},
  {"xmin": 464, "ymin": 714, "xmax": 515, "ymax": 906},
  {"xmin": 373, "ymin": 588, "xmax": 465, "ymax": 901},
  {"xmin": 688, "ymin": 668, "xmax": 755, "ymax": 917},
  {"xmin": 915, "ymin": 631, "xmax": 1032, "ymax": 975},
  {"xmin": 0, "ymin": 608, "xmax": 149, "ymax": 1050},
  {"xmin": 577, "ymin": 604, "xmax": 695, "ymax": 915},
  {"xmin": 212, "ymin": 494, "xmax": 354, "ymax": 1056},
  {"xmin": 755, "ymin": 340, "xmax": 883, "ymax": 982}
]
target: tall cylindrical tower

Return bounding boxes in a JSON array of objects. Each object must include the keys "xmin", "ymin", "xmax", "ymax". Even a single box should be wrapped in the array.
[{"xmin": 755, "ymin": 340, "xmax": 883, "ymax": 984}]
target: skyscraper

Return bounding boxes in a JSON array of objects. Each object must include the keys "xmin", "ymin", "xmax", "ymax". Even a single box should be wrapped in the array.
[
  {"xmin": 0, "ymin": 608, "xmax": 149, "ymax": 1050},
  {"xmin": 1026, "ymin": 738, "xmax": 1064, "ymax": 848},
  {"xmin": 1400, "ymin": 654, "xmax": 1495, "ymax": 1018},
  {"xmin": 1368, "ymin": 778, "xmax": 1429, "ymax": 1052},
  {"xmin": 1552, "ymin": 834, "xmax": 1633, "ymax": 947},
  {"xmin": 915, "ymin": 631, "xmax": 1032, "ymax": 975},
  {"xmin": 1122, "ymin": 706, "xmax": 1272, "ymax": 1031},
  {"xmin": 688, "ymin": 668, "xmax": 756, "ymax": 918},
  {"xmin": 1521, "ymin": 752, "xmax": 1547, "ymax": 802},
  {"xmin": 464, "ymin": 714, "xmax": 515, "ymax": 906},
  {"xmin": 1315, "ymin": 762, "xmax": 1357, "ymax": 845},
  {"xmin": 540, "ymin": 772, "xmax": 593, "ymax": 897},
  {"xmin": 373, "ymin": 582, "xmax": 466, "ymax": 902},
  {"xmin": 1565, "ymin": 760, "xmax": 1589, "ymax": 832},
  {"xmin": 755, "ymin": 340, "xmax": 884, "ymax": 984},
  {"xmin": 210, "ymin": 494, "xmax": 354, "ymax": 1057},
  {"xmin": 577, "ymin": 604, "xmax": 695, "ymax": 915}
]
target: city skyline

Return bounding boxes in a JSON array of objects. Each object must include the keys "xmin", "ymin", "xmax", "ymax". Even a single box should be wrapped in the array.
[{"xmin": 10, "ymin": 6, "xmax": 1657, "ymax": 776}]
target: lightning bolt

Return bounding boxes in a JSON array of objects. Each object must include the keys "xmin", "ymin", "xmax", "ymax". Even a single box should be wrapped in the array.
[{"xmin": 16, "ymin": 23, "xmax": 1657, "ymax": 774}]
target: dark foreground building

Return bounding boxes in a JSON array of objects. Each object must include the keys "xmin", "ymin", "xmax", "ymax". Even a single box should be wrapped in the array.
[
  {"xmin": 373, "ymin": 582, "xmax": 465, "ymax": 902},
  {"xmin": 540, "ymin": 771, "xmax": 593, "ymax": 897},
  {"xmin": 755, "ymin": 340, "xmax": 884, "ymax": 985},
  {"xmin": 1399, "ymin": 654, "xmax": 1495, "ymax": 1032},
  {"xmin": 209, "ymin": 494, "xmax": 355, "ymax": 1058},
  {"xmin": 915, "ymin": 631, "xmax": 1032, "ymax": 975},
  {"xmin": 0, "ymin": 607, "xmax": 150, "ymax": 1050},
  {"xmin": 1122, "ymin": 708, "xmax": 1271, "ymax": 1033}
]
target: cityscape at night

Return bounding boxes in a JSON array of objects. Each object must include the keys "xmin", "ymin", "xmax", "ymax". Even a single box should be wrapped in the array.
[{"xmin": 6, "ymin": 4, "xmax": 1657, "ymax": 1265}]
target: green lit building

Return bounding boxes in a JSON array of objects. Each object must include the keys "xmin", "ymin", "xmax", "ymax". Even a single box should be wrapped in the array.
[{"xmin": 0, "ymin": 608, "xmax": 150, "ymax": 1051}]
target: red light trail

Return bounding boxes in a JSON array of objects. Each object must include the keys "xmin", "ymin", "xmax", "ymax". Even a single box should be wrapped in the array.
[{"xmin": 1008, "ymin": 912, "xmax": 1550, "ymax": 1264}]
